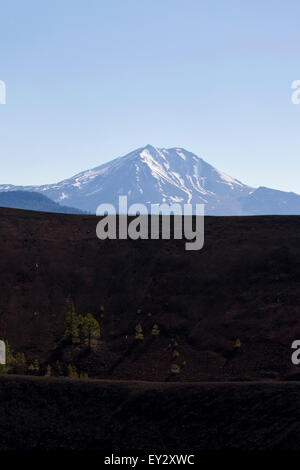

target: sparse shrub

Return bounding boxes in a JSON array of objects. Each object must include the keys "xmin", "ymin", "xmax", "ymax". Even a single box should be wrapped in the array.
[
  {"xmin": 28, "ymin": 364, "xmax": 35, "ymax": 374},
  {"xmin": 5, "ymin": 341, "xmax": 14, "ymax": 365},
  {"xmin": 45, "ymin": 365, "xmax": 52, "ymax": 376},
  {"xmin": 67, "ymin": 364, "xmax": 78, "ymax": 378},
  {"xmin": 234, "ymin": 338, "xmax": 241, "ymax": 349},
  {"xmin": 14, "ymin": 352, "xmax": 26, "ymax": 374},
  {"xmin": 28, "ymin": 359, "xmax": 40, "ymax": 375},
  {"xmin": 0, "ymin": 342, "xmax": 27, "ymax": 375},
  {"xmin": 33, "ymin": 359, "xmax": 40, "ymax": 374},
  {"xmin": 55, "ymin": 361, "xmax": 63, "ymax": 376},
  {"xmin": 0, "ymin": 364, "xmax": 9, "ymax": 374},
  {"xmin": 152, "ymin": 324, "xmax": 160, "ymax": 336},
  {"xmin": 170, "ymin": 363, "xmax": 181, "ymax": 374}
]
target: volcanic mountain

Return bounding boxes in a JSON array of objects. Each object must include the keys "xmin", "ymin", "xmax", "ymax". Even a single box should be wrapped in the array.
[{"xmin": 1, "ymin": 145, "xmax": 300, "ymax": 215}]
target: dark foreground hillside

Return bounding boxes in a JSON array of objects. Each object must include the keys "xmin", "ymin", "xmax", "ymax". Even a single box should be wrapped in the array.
[
  {"xmin": 0, "ymin": 207, "xmax": 300, "ymax": 380},
  {"xmin": 1, "ymin": 375, "xmax": 300, "ymax": 451}
]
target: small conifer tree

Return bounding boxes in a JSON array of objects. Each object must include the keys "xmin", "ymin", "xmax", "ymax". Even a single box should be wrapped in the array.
[
  {"xmin": 135, "ymin": 324, "xmax": 144, "ymax": 340},
  {"xmin": 82, "ymin": 313, "xmax": 100, "ymax": 348},
  {"xmin": 63, "ymin": 301, "xmax": 80, "ymax": 343}
]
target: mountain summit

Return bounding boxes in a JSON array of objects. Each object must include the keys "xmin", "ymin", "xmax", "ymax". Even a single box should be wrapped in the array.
[{"xmin": 1, "ymin": 145, "xmax": 300, "ymax": 215}]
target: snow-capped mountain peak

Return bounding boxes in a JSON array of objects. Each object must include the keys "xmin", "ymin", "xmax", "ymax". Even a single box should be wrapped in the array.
[{"xmin": 1, "ymin": 145, "xmax": 300, "ymax": 215}]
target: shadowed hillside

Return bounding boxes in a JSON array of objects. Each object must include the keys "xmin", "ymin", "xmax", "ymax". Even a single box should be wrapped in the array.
[
  {"xmin": 0, "ymin": 207, "xmax": 300, "ymax": 381},
  {"xmin": 1, "ymin": 376, "xmax": 300, "ymax": 451},
  {"xmin": 0, "ymin": 191, "xmax": 85, "ymax": 214}
]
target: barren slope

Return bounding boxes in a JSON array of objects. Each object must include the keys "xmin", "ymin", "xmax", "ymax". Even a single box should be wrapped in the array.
[{"xmin": 0, "ymin": 208, "xmax": 299, "ymax": 381}]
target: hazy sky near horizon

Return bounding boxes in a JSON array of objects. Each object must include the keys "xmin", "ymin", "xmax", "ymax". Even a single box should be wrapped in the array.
[{"xmin": 1, "ymin": 0, "xmax": 300, "ymax": 192}]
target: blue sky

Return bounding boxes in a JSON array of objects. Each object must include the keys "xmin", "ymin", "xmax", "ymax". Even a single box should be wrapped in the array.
[{"xmin": 0, "ymin": 0, "xmax": 300, "ymax": 192}]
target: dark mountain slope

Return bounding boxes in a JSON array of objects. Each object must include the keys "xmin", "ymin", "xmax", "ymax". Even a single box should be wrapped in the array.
[
  {"xmin": 241, "ymin": 186, "xmax": 300, "ymax": 215},
  {"xmin": 0, "ymin": 190, "xmax": 85, "ymax": 214},
  {"xmin": 0, "ymin": 207, "xmax": 299, "ymax": 381}
]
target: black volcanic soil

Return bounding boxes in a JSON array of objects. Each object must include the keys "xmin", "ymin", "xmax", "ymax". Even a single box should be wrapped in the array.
[
  {"xmin": 1, "ymin": 375, "xmax": 300, "ymax": 452},
  {"xmin": 1, "ymin": 208, "xmax": 300, "ymax": 452},
  {"xmin": 0, "ymin": 208, "xmax": 299, "ymax": 381}
]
